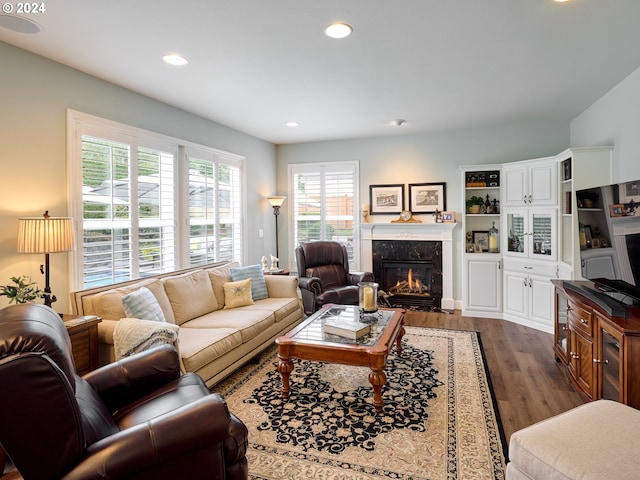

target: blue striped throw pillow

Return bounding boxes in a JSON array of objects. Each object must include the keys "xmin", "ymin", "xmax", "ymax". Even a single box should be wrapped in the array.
[
  {"xmin": 121, "ymin": 287, "xmax": 166, "ymax": 322},
  {"xmin": 230, "ymin": 264, "xmax": 268, "ymax": 301}
]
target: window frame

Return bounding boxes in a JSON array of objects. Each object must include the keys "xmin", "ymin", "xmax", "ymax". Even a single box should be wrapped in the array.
[
  {"xmin": 67, "ymin": 110, "xmax": 245, "ymax": 291},
  {"xmin": 288, "ymin": 161, "xmax": 360, "ymax": 272}
]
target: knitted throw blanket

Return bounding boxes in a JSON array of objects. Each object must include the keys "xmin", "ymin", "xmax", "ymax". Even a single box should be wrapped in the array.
[{"xmin": 114, "ymin": 318, "xmax": 179, "ymax": 360}]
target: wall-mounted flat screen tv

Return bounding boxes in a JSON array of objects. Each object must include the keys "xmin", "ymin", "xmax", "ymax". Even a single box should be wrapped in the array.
[{"xmin": 576, "ymin": 178, "xmax": 640, "ymax": 304}]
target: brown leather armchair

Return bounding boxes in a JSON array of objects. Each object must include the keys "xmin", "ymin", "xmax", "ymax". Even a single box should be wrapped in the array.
[
  {"xmin": 0, "ymin": 303, "xmax": 248, "ymax": 480},
  {"xmin": 295, "ymin": 240, "xmax": 374, "ymax": 316}
]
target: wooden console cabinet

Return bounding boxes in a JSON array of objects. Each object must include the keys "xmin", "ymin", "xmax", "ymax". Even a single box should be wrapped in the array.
[
  {"xmin": 553, "ymin": 280, "xmax": 640, "ymax": 408},
  {"xmin": 64, "ymin": 314, "xmax": 101, "ymax": 376}
]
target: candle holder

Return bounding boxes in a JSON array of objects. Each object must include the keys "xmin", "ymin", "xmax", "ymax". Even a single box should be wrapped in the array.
[{"xmin": 358, "ymin": 281, "xmax": 378, "ymax": 313}]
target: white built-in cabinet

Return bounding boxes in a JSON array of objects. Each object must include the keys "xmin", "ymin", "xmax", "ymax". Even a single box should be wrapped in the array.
[
  {"xmin": 460, "ymin": 146, "xmax": 612, "ymax": 333},
  {"xmin": 503, "ymin": 159, "xmax": 557, "ymax": 207}
]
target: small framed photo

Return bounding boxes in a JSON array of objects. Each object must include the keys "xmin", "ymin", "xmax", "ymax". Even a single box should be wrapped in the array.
[
  {"xmin": 408, "ymin": 182, "xmax": 446, "ymax": 213},
  {"xmin": 467, "ymin": 244, "xmax": 475, "ymax": 253},
  {"xmin": 609, "ymin": 204, "xmax": 626, "ymax": 217},
  {"xmin": 473, "ymin": 243, "xmax": 483, "ymax": 253},
  {"xmin": 442, "ymin": 211, "xmax": 455, "ymax": 223},
  {"xmin": 369, "ymin": 184, "xmax": 405, "ymax": 215},
  {"xmin": 591, "ymin": 238, "xmax": 602, "ymax": 248},
  {"xmin": 472, "ymin": 231, "xmax": 489, "ymax": 252}
]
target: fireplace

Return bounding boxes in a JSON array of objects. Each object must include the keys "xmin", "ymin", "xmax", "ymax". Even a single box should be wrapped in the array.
[
  {"xmin": 360, "ymin": 223, "xmax": 456, "ymax": 311},
  {"xmin": 373, "ymin": 240, "xmax": 442, "ymax": 309}
]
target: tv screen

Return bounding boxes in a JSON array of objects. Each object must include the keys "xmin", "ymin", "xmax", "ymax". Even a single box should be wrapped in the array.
[{"xmin": 576, "ymin": 179, "xmax": 640, "ymax": 303}]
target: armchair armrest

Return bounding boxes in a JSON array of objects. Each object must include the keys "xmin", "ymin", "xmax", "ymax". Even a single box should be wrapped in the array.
[
  {"xmin": 62, "ymin": 394, "xmax": 246, "ymax": 480},
  {"xmin": 298, "ymin": 276, "xmax": 322, "ymax": 294},
  {"xmin": 83, "ymin": 344, "xmax": 181, "ymax": 412},
  {"xmin": 347, "ymin": 271, "xmax": 374, "ymax": 285}
]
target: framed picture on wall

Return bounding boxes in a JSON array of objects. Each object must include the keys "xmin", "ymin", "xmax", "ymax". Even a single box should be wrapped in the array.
[
  {"xmin": 369, "ymin": 184, "xmax": 405, "ymax": 214},
  {"xmin": 408, "ymin": 182, "xmax": 446, "ymax": 213},
  {"xmin": 620, "ymin": 181, "xmax": 640, "ymax": 204}
]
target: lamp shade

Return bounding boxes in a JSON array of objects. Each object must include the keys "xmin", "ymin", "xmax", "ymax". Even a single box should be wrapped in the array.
[
  {"xmin": 17, "ymin": 214, "xmax": 75, "ymax": 254},
  {"xmin": 267, "ymin": 196, "xmax": 286, "ymax": 207}
]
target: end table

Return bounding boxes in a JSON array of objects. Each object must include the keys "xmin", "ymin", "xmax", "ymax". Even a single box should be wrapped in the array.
[{"xmin": 63, "ymin": 314, "xmax": 101, "ymax": 376}]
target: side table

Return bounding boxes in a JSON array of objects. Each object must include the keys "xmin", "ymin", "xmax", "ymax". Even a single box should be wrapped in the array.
[{"xmin": 63, "ymin": 314, "xmax": 102, "ymax": 376}]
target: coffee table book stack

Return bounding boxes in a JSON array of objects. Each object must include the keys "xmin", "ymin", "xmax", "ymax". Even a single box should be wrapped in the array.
[{"xmin": 324, "ymin": 317, "xmax": 371, "ymax": 339}]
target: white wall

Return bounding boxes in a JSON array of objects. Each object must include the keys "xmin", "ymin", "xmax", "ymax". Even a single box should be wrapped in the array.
[
  {"xmin": 277, "ymin": 121, "xmax": 569, "ymax": 300},
  {"xmin": 0, "ymin": 42, "xmax": 277, "ymax": 312},
  {"xmin": 571, "ymin": 65, "xmax": 640, "ymax": 182}
]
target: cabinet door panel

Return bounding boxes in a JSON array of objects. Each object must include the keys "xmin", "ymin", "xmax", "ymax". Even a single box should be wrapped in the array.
[
  {"xmin": 504, "ymin": 271, "xmax": 527, "ymax": 317},
  {"xmin": 571, "ymin": 331, "xmax": 595, "ymax": 399},
  {"xmin": 504, "ymin": 167, "xmax": 527, "ymax": 206},
  {"xmin": 529, "ymin": 162, "xmax": 557, "ymax": 205},
  {"xmin": 530, "ymin": 275, "xmax": 554, "ymax": 328},
  {"xmin": 466, "ymin": 258, "xmax": 501, "ymax": 311}
]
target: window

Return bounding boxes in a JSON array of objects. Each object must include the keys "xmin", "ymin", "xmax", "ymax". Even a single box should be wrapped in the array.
[
  {"xmin": 68, "ymin": 111, "xmax": 244, "ymax": 289},
  {"xmin": 289, "ymin": 161, "xmax": 360, "ymax": 270}
]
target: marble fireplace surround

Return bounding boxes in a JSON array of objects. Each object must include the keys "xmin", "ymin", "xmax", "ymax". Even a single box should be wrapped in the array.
[{"xmin": 361, "ymin": 223, "xmax": 457, "ymax": 310}]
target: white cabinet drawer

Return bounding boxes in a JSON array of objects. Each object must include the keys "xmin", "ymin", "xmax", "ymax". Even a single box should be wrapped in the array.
[{"xmin": 503, "ymin": 258, "xmax": 557, "ymax": 278}]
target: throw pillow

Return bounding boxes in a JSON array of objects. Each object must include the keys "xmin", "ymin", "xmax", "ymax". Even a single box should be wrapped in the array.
[
  {"xmin": 230, "ymin": 264, "xmax": 268, "ymax": 301},
  {"xmin": 223, "ymin": 278, "xmax": 254, "ymax": 309},
  {"xmin": 121, "ymin": 287, "xmax": 166, "ymax": 322}
]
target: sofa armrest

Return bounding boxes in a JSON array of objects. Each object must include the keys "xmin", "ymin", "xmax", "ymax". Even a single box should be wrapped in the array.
[
  {"xmin": 347, "ymin": 271, "xmax": 374, "ymax": 286},
  {"xmin": 265, "ymin": 274, "xmax": 299, "ymax": 298}
]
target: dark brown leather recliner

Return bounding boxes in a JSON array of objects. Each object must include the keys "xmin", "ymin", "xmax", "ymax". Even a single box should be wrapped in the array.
[
  {"xmin": 295, "ymin": 240, "xmax": 374, "ymax": 316},
  {"xmin": 0, "ymin": 303, "xmax": 248, "ymax": 480}
]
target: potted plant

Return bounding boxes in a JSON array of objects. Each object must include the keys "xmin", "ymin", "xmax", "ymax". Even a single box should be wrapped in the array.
[
  {"xmin": 0, "ymin": 276, "xmax": 43, "ymax": 304},
  {"xmin": 466, "ymin": 195, "xmax": 485, "ymax": 214}
]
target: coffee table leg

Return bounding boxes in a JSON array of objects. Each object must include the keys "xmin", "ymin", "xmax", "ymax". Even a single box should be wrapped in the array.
[
  {"xmin": 368, "ymin": 368, "xmax": 387, "ymax": 413},
  {"xmin": 277, "ymin": 356, "xmax": 294, "ymax": 400},
  {"xmin": 396, "ymin": 325, "xmax": 406, "ymax": 356}
]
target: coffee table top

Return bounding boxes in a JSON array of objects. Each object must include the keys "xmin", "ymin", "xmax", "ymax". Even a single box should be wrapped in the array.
[{"xmin": 284, "ymin": 304, "xmax": 401, "ymax": 347}]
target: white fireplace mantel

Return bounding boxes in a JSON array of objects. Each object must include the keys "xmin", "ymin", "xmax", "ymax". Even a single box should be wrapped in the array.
[{"xmin": 360, "ymin": 222, "xmax": 457, "ymax": 310}]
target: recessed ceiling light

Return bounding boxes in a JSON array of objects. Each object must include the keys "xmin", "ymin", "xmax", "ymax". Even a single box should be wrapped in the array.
[
  {"xmin": 325, "ymin": 22, "xmax": 352, "ymax": 39},
  {"xmin": 391, "ymin": 119, "xmax": 406, "ymax": 127},
  {"xmin": 163, "ymin": 54, "xmax": 188, "ymax": 66},
  {"xmin": 286, "ymin": 122, "xmax": 300, "ymax": 127},
  {"xmin": 0, "ymin": 14, "xmax": 41, "ymax": 34}
]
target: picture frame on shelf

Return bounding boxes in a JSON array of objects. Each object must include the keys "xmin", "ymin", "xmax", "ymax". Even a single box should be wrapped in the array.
[
  {"xmin": 609, "ymin": 204, "xmax": 626, "ymax": 217},
  {"xmin": 369, "ymin": 184, "xmax": 405, "ymax": 215},
  {"xmin": 472, "ymin": 231, "xmax": 489, "ymax": 252},
  {"xmin": 408, "ymin": 182, "xmax": 446, "ymax": 213},
  {"xmin": 442, "ymin": 211, "xmax": 455, "ymax": 223},
  {"xmin": 467, "ymin": 244, "xmax": 475, "ymax": 253},
  {"xmin": 473, "ymin": 244, "xmax": 483, "ymax": 253}
]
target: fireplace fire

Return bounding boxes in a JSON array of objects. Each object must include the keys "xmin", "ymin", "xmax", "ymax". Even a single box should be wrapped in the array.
[{"xmin": 390, "ymin": 268, "xmax": 429, "ymax": 295}]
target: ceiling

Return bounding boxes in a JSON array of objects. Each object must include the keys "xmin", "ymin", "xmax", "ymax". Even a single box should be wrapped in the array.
[{"xmin": 2, "ymin": 1, "xmax": 640, "ymax": 145}]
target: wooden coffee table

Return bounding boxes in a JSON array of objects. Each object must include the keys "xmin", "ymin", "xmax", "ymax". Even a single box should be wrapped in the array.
[{"xmin": 275, "ymin": 304, "xmax": 405, "ymax": 413}]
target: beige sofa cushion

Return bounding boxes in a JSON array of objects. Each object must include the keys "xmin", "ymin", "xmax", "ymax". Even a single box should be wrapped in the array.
[
  {"xmin": 182, "ymin": 308, "xmax": 275, "ymax": 343},
  {"xmin": 90, "ymin": 279, "xmax": 176, "ymax": 324},
  {"xmin": 163, "ymin": 270, "xmax": 219, "ymax": 325},
  {"xmin": 178, "ymin": 327, "xmax": 242, "ymax": 373},
  {"xmin": 206, "ymin": 261, "xmax": 240, "ymax": 310}
]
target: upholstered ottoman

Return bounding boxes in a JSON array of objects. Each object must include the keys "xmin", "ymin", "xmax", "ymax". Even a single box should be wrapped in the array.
[{"xmin": 506, "ymin": 400, "xmax": 640, "ymax": 480}]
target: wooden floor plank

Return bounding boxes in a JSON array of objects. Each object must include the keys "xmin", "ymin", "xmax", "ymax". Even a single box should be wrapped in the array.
[{"xmin": 403, "ymin": 310, "xmax": 584, "ymax": 441}]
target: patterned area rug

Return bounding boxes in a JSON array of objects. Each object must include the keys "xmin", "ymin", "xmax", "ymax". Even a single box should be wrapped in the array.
[{"xmin": 217, "ymin": 327, "xmax": 507, "ymax": 480}]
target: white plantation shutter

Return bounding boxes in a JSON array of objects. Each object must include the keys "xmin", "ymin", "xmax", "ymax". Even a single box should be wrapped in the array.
[
  {"xmin": 69, "ymin": 111, "xmax": 244, "ymax": 289},
  {"xmin": 290, "ymin": 162, "xmax": 360, "ymax": 270},
  {"xmin": 188, "ymin": 152, "xmax": 243, "ymax": 266}
]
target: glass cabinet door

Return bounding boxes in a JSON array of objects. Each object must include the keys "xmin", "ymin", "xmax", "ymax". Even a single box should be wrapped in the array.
[
  {"xmin": 555, "ymin": 291, "xmax": 569, "ymax": 360},
  {"xmin": 506, "ymin": 211, "xmax": 526, "ymax": 255},
  {"xmin": 600, "ymin": 326, "xmax": 621, "ymax": 402},
  {"xmin": 530, "ymin": 209, "xmax": 557, "ymax": 260}
]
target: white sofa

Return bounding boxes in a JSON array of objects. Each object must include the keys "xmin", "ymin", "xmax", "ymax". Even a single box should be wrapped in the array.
[
  {"xmin": 70, "ymin": 262, "xmax": 303, "ymax": 387},
  {"xmin": 506, "ymin": 400, "xmax": 640, "ymax": 479}
]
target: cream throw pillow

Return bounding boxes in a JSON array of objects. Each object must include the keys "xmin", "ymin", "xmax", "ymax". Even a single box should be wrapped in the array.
[{"xmin": 223, "ymin": 278, "xmax": 254, "ymax": 309}]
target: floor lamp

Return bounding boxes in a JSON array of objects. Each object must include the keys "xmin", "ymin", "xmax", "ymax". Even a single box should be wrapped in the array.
[
  {"xmin": 266, "ymin": 196, "xmax": 286, "ymax": 259},
  {"xmin": 17, "ymin": 211, "xmax": 75, "ymax": 308}
]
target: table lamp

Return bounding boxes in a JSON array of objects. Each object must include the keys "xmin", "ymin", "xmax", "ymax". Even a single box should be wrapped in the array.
[{"xmin": 17, "ymin": 211, "xmax": 75, "ymax": 307}]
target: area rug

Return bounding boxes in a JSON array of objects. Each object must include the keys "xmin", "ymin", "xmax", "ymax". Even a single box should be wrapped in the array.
[{"xmin": 217, "ymin": 327, "xmax": 507, "ymax": 479}]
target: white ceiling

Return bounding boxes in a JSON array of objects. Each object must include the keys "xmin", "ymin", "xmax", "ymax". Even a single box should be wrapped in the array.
[{"xmin": 2, "ymin": 0, "xmax": 640, "ymax": 145}]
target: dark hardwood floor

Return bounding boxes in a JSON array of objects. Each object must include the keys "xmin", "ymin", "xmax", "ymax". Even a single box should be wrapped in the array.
[{"xmin": 403, "ymin": 309, "xmax": 585, "ymax": 442}]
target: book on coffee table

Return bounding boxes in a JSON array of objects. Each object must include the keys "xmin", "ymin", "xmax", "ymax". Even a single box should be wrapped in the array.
[{"xmin": 324, "ymin": 318, "xmax": 371, "ymax": 340}]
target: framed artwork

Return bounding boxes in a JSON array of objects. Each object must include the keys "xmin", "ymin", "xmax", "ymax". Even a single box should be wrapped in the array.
[
  {"xmin": 369, "ymin": 184, "xmax": 405, "ymax": 215},
  {"xmin": 472, "ymin": 231, "xmax": 489, "ymax": 252},
  {"xmin": 473, "ymin": 244, "xmax": 483, "ymax": 253},
  {"xmin": 620, "ymin": 181, "xmax": 640, "ymax": 204},
  {"xmin": 467, "ymin": 244, "xmax": 475, "ymax": 253},
  {"xmin": 408, "ymin": 182, "xmax": 446, "ymax": 213},
  {"xmin": 609, "ymin": 204, "xmax": 626, "ymax": 217},
  {"xmin": 442, "ymin": 211, "xmax": 455, "ymax": 223}
]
